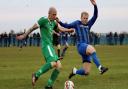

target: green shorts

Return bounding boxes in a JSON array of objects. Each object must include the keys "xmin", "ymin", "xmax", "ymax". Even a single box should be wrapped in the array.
[{"xmin": 42, "ymin": 44, "xmax": 59, "ymax": 63}]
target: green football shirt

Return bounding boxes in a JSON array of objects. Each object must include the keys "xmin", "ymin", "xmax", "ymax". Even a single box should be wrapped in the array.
[{"xmin": 38, "ymin": 17, "xmax": 57, "ymax": 47}]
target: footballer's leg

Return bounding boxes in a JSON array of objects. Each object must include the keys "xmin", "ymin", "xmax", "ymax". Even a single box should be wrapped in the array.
[
  {"xmin": 69, "ymin": 43, "xmax": 90, "ymax": 79},
  {"xmin": 32, "ymin": 73, "xmax": 38, "ymax": 87},
  {"xmin": 69, "ymin": 55, "xmax": 91, "ymax": 79},
  {"xmin": 68, "ymin": 67, "xmax": 77, "ymax": 79},
  {"xmin": 86, "ymin": 45, "xmax": 108, "ymax": 74},
  {"xmin": 32, "ymin": 61, "xmax": 60, "ymax": 88},
  {"xmin": 46, "ymin": 60, "xmax": 61, "ymax": 88},
  {"xmin": 69, "ymin": 63, "xmax": 91, "ymax": 79},
  {"xmin": 57, "ymin": 44, "xmax": 61, "ymax": 57},
  {"xmin": 32, "ymin": 45, "xmax": 58, "ymax": 87},
  {"xmin": 57, "ymin": 41, "xmax": 63, "ymax": 60},
  {"xmin": 61, "ymin": 42, "xmax": 69, "ymax": 57},
  {"xmin": 83, "ymin": 62, "xmax": 91, "ymax": 75},
  {"xmin": 32, "ymin": 62, "xmax": 52, "ymax": 86},
  {"xmin": 45, "ymin": 46, "xmax": 61, "ymax": 88}
]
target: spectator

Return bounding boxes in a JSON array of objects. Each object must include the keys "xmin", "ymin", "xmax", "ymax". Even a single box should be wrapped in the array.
[
  {"xmin": 119, "ymin": 33, "xmax": 125, "ymax": 45},
  {"xmin": 114, "ymin": 32, "xmax": 118, "ymax": 45},
  {"xmin": 29, "ymin": 34, "xmax": 33, "ymax": 46},
  {"xmin": 36, "ymin": 32, "xmax": 40, "ymax": 46}
]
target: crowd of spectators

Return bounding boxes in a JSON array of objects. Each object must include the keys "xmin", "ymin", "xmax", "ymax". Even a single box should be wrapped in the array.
[
  {"xmin": 89, "ymin": 31, "xmax": 127, "ymax": 45},
  {"xmin": 0, "ymin": 30, "xmax": 127, "ymax": 47}
]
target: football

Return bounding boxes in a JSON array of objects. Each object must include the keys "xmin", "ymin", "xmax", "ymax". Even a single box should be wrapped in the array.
[{"xmin": 64, "ymin": 80, "xmax": 74, "ymax": 89}]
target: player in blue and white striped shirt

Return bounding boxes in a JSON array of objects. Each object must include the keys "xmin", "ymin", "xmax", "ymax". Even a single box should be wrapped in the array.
[{"xmin": 57, "ymin": 0, "xmax": 108, "ymax": 79}]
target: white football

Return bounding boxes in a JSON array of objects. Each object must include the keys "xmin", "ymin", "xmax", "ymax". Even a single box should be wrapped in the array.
[{"xmin": 64, "ymin": 80, "xmax": 74, "ymax": 89}]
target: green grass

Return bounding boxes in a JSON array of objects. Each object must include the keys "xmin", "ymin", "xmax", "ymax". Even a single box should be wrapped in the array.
[{"xmin": 0, "ymin": 45, "xmax": 128, "ymax": 89}]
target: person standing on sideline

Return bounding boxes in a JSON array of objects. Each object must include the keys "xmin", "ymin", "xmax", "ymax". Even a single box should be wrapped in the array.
[
  {"xmin": 17, "ymin": 7, "xmax": 73, "ymax": 89},
  {"xmin": 52, "ymin": 28, "xmax": 61, "ymax": 58},
  {"xmin": 60, "ymin": 31, "xmax": 69, "ymax": 57},
  {"xmin": 56, "ymin": 0, "xmax": 108, "ymax": 79}
]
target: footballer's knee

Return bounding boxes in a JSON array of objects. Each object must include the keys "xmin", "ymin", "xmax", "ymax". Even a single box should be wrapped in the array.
[
  {"xmin": 86, "ymin": 45, "xmax": 96, "ymax": 55},
  {"xmin": 51, "ymin": 61, "xmax": 58, "ymax": 68},
  {"xmin": 85, "ymin": 71, "xmax": 90, "ymax": 75},
  {"xmin": 51, "ymin": 61, "xmax": 62, "ymax": 69},
  {"xmin": 57, "ymin": 44, "xmax": 61, "ymax": 50},
  {"xmin": 56, "ymin": 60, "xmax": 62, "ymax": 70},
  {"xmin": 65, "ymin": 44, "xmax": 69, "ymax": 48}
]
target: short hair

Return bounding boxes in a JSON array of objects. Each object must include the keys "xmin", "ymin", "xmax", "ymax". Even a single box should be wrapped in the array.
[
  {"xmin": 48, "ymin": 7, "xmax": 57, "ymax": 14},
  {"xmin": 81, "ymin": 11, "xmax": 89, "ymax": 17}
]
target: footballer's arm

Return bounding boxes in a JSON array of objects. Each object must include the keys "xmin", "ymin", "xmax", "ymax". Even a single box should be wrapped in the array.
[
  {"xmin": 53, "ymin": 30, "xmax": 60, "ymax": 36},
  {"xmin": 57, "ymin": 24, "xmax": 74, "ymax": 32},
  {"xmin": 16, "ymin": 23, "xmax": 39, "ymax": 40}
]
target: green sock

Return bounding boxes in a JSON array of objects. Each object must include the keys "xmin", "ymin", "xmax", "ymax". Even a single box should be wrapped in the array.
[
  {"xmin": 35, "ymin": 62, "xmax": 52, "ymax": 78},
  {"xmin": 47, "ymin": 69, "xmax": 60, "ymax": 86}
]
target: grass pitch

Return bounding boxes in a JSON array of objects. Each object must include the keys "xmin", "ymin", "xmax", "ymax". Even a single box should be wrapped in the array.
[{"xmin": 0, "ymin": 45, "xmax": 128, "ymax": 89}]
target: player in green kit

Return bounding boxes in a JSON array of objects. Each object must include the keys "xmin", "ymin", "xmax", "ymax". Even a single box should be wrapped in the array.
[{"xmin": 16, "ymin": 7, "xmax": 73, "ymax": 89}]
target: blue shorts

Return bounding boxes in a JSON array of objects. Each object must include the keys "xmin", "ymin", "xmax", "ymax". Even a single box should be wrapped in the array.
[{"xmin": 77, "ymin": 43, "xmax": 91, "ymax": 63}]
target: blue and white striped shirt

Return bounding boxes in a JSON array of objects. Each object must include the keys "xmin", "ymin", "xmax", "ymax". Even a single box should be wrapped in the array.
[{"xmin": 59, "ymin": 5, "xmax": 98, "ymax": 44}]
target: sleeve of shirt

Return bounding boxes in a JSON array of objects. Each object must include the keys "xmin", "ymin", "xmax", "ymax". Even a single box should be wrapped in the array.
[
  {"xmin": 53, "ymin": 23, "xmax": 58, "ymax": 30},
  {"xmin": 88, "ymin": 5, "xmax": 98, "ymax": 29},
  {"xmin": 59, "ymin": 21, "xmax": 76, "ymax": 29},
  {"xmin": 37, "ymin": 17, "xmax": 46, "ymax": 27},
  {"xmin": 53, "ymin": 22, "xmax": 61, "ymax": 34}
]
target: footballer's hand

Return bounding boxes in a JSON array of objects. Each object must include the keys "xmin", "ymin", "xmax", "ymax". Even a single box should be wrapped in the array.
[
  {"xmin": 55, "ymin": 17, "xmax": 60, "ymax": 23},
  {"xmin": 69, "ymin": 29, "xmax": 74, "ymax": 33},
  {"xmin": 56, "ymin": 33, "xmax": 60, "ymax": 36},
  {"xmin": 90, "ymin": 0, "xmax": 96, "ymax": 5},
  {"xmin": 16, "ymin": 34, "xmax": 26, "ymax": 40}
]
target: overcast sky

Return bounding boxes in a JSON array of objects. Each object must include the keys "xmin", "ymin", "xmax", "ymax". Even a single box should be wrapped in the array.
[{"xmin": 0, "ymin": 0, "xmax": 128, "ymax": 33}]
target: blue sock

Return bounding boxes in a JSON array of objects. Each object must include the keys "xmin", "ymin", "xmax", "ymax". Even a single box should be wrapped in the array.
[
  {"xmin": 76, "ymin": 68, "xmax": 86, "ymax": 75},
  {"xmin": 91, "ymin": 52, "xmax": 101, "ymax": 68}
]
